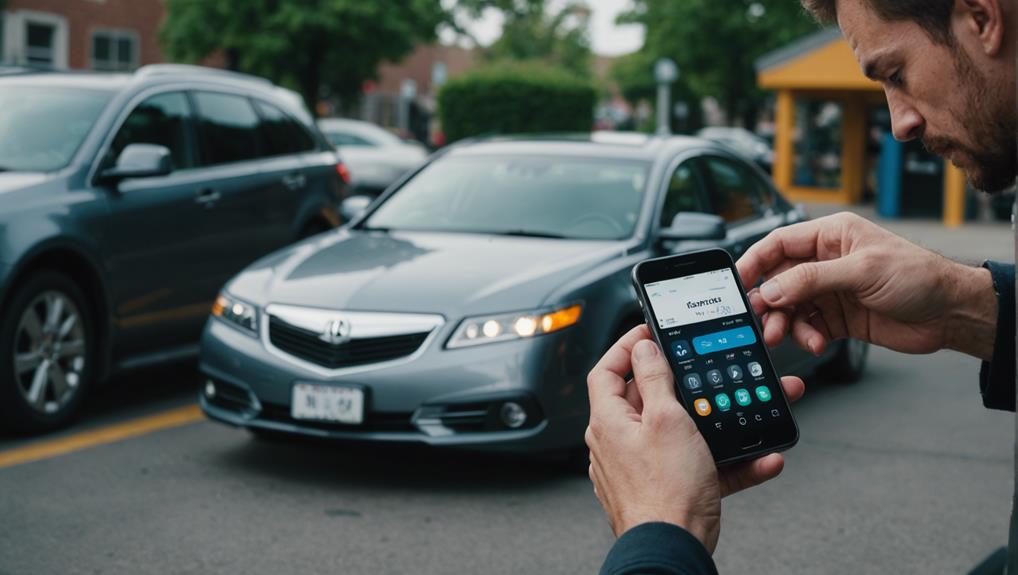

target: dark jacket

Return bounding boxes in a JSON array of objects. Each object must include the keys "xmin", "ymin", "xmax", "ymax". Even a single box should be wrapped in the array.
[{"xmin": 600, "ymin": 261, "xmax": 1016, "ymax": 575}]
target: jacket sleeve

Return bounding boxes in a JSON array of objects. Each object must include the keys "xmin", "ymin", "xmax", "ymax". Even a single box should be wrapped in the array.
[
  {"xmin": 979, "ymin": 261, "xmax": 1015, "ymax": 412},
  {"xmin": 600, "ymin": 523, "xmax": 719, "ymax": 575}
]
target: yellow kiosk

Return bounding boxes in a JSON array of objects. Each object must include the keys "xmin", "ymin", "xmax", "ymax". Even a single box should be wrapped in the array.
[{"xmin": 756, "ymin": 28, "xmax": 966, "ymax": 226}]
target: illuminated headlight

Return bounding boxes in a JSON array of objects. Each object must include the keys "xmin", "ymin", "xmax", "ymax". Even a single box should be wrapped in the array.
[
  {"xmin": 211, "ymin": 293, "xmax": 259, "ymax": 335},
  {"xmin": 447, "ymin": 304, "xmax": 582, "ymax": 349}
]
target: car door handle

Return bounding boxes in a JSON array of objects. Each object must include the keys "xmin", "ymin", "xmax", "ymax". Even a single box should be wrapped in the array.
[
  {"xmin": 194, "ymin": 188, "xmax": 221, "ymax": 207},
  {"xmin": 282, "ymin": 173, "xmax": 307, "ymax": 190}
]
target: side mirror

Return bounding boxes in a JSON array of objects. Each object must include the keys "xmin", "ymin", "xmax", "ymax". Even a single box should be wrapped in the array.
[
  {"xmin": 658, "ymin": 212, "xmax": 727, "ymax": 242},
  {"xmin": 340, "ymin": 195, "xmax": 373, "ymax": 222},
  {"xmin": 100, "ymin": 143, "xmax": 173, "ymax": 183}
]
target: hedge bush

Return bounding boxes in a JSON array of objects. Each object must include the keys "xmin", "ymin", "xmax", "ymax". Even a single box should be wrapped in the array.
[{"xmin": 437, "ymin": 62, "xmax": 596, "ymax": 143}]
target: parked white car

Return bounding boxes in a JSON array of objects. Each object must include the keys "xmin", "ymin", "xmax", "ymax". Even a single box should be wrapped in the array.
[{"xmin": 317, "ymin": 118, "xmax": 429, "ymax": 195}]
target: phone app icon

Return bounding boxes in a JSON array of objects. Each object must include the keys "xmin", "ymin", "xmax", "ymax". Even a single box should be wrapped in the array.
[
  {"xmin": 734, "ymin": 388, "xmax": 752, "ymax": 406},
  {"xmin": 755, "ymin": 385, "xmax": 772, "ymax": 402},
  {"xmin": 726, "ymin": 364, "xmax": 743, "ymax": 381},
  {"xmin": 694, "ymin": 398, "xmax": 712, "ymax": 416},
  {"xmin": 672, "ymin": 340, "xmax": 693, "ymax": 359},
  {"xmin": 748, "ymin": 362, "xmax": 763, "ymax": 377},
  {"xmin": 714, "ymin": 393, "xmax": 731, "ymax": 411},
  {"xmin": 683, "ymin": 373, "xmax": 702, "ymax": 390},
  {"xmin": 706, "ymin": 369, "xmax": 724, "ymax": 386}
]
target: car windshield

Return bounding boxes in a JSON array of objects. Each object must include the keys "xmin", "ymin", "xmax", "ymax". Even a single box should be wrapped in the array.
[
  {"xmin": 0, "ymin": 86, "xmax": 114, "ymax": 172},
  {"xmin": 364, "ymin": 154, "xmax": 650, "ymax": 240}
]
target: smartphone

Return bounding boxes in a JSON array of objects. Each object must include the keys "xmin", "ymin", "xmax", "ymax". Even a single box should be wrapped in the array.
[{"xmin": 631, "ymin": 248, "xmax": 798, "ymax": 465}]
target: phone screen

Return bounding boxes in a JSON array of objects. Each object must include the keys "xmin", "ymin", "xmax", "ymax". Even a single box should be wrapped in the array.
[{"xmin": 635, "ymin": 251, "xmax": 797, "ymax": 464}]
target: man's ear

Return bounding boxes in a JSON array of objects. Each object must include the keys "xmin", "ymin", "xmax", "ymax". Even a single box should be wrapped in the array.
[{"xmin": 958, "ymin": 0, "xmax": 1005, "ymax": 56}]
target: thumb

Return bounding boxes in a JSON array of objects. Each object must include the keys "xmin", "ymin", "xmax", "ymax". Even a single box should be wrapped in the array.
[
  {"xmin": 631, "ymin": 340, "xmax": 678, "ymax": 409},
  {"xmin": 759, "ymin": 257, "xmax": 864, "ymax": 308}
]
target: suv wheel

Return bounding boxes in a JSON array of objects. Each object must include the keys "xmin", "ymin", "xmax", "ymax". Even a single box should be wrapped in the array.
[{"xmin": 0, "ymin": 271, "xmax": 94, "ymax": 433}]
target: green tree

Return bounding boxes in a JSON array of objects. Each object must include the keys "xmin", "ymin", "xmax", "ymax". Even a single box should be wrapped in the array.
[
  {"xmin": 160, "ymin": 0, "xmax": 447, "ymax": 114},
  {"xmin": 610, "ymin": 50, "xmax": 703, "ymax": 132},
  {"xmin": 618, "ymin": 0, "xmax": 817, "ymax": 127},
  {"xmin": 455, "ymin": 0, "xmax": 592, "ymax": 76}
]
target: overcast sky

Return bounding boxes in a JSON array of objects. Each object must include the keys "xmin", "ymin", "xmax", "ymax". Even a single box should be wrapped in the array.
[{"xmin": 439, "ymin": 0, "xmax": 646, "ymax": 57}]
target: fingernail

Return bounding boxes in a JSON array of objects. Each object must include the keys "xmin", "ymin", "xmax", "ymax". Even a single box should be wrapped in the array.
[
  {"xmin": 634, "ymin": 340, "xmax": 658, "ymax": 360},
  {"xmin": 809, "ymin": 338, "xmax": 820, "ymax": 356},
  {"xmin": 760, "ymin": 281, "xmax": 782, "ymax": 303}
]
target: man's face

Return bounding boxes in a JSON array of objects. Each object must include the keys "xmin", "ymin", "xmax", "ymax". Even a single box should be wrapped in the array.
[{"xmin": 838, "ymin": 0, "xmax": 1016, "ymax": 192}]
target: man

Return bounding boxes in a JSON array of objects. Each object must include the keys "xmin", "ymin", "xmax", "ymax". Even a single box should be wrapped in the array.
[{"xmin": 586, "ymin": 0, "xmax": 1016, "ymax": 573}]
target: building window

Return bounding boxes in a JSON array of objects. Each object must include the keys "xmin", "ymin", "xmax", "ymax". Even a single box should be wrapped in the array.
[
  {"xmin": 793, "ymin": 100, "xmax": 843, "ymax": 189},
  {"xmin": 91, "ymin": 29, "xmax": 138, "ymax": 71},
  {"xmin": 3, "ymin": 11, "xmax": 68, "ymax": 69}
]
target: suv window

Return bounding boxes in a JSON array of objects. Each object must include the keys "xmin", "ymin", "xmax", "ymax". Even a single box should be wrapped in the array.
[
  {"xmin": 659, "ymin": 161, "xmax": 709, "ymax": 228},
  {"xmin": 109, "ymin": 91, "xmax": 194, "ymax": 170},
  {"xmin": 193, "ymin": 91, "xmax": 260, "ymax": 165},
  {"xmin": 253, "ymin": 99, "xmax": 315, "ymax": 157},
  {"xmin": 701, "ymin": 156, "xmax": 766, "ymax": 223}
]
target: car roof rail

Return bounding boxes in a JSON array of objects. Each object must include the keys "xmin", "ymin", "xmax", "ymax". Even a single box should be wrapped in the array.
[{"xmin": 135, "ymin": 64, "xmax": 272, "ymax": 86}]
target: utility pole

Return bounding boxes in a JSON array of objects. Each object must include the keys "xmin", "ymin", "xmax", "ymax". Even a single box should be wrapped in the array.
[{"xmin": 654, "ymin": 58, "xmax": 679, "ymax": 135}]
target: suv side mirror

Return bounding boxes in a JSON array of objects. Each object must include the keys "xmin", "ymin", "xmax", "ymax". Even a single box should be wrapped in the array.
[
  {"xmin": 658, "ymin": 212, "xmax": 727, "ymax": 242},
  {"xmin": 340, "ymin": 195, "xmax": 373, "ymax": 222},
  {"xmin": 100, "ymin": 143, "xmax": 173, "ymax": 183}
]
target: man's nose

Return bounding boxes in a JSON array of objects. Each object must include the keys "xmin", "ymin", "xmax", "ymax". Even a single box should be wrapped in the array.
[{"xmin": 888, "ymin": 94, "xmax": 924, "ymax": 142}]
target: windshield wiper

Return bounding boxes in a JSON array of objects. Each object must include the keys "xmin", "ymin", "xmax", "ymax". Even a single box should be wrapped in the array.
[
  {"xmin": 360, "ymin": 226, "xmax": 391, "ymax": 233},
  {"xmin": 496, "ymin": 229, "xmax": 567, "ymax": 239}
]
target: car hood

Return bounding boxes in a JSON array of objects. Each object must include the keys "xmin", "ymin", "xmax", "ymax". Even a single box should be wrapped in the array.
[
  {"xmin": 0, "ymin": 172, "xmax": 53, "ymax": 194},
  {"xmin": 231, "ymin": 230, "xmax": 627, "ymax": 316}
]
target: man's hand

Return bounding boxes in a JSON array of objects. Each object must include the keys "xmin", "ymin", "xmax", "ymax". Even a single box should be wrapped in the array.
[
  {"xmin": 737, "ymin": 212, "xmax": 997, "ymax": 361},
  {"xmin": 585, "ymin": 325, "xmax": 805, "ymax": 553}
]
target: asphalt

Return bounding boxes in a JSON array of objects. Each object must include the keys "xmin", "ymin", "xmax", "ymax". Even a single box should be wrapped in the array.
[{"xmin": 0, "ymin": 207, "xmax": 1013, "ymax": 575}]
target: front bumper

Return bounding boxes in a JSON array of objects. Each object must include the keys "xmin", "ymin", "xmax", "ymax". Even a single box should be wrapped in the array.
[{"xmin": 198, "ymin": 317, "xmax": 588, "ymax": 453}]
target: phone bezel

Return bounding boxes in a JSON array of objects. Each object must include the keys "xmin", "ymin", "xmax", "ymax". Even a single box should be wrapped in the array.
[{"xmin": 631, "ymin": 248, "xmax": 799, "ymax": 466}]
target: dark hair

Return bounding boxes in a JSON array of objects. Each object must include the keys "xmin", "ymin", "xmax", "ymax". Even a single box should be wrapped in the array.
[{"xmin": 802, "ymin": 0, "xmax": 954, "ymax": 44}]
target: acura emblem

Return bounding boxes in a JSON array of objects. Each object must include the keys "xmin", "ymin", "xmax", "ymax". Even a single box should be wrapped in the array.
[{"xmin": 320, "ymin": 318, "xmax": 351, "ymax": 345}]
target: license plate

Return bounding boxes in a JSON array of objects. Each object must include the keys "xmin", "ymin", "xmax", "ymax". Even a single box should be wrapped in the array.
[{"xmin": 291, "ymin": 383, "xmax": 364, "ymax": 424}]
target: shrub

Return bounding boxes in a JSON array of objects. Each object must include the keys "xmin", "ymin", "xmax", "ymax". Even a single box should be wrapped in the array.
[{"xmin": 437, "ymin": 62, "xmax": 596, "ymax": 143}]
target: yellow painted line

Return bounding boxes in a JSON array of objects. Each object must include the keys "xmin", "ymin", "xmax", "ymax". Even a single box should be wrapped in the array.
[{"xmin": 0, "ymin": 404, "xmax": 204, "ymax": 470}]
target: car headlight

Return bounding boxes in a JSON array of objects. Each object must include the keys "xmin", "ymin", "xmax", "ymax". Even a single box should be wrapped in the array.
[
  {"xmin": 211, "ymin": 292, "xmax": 259, "ymax": 335},
  {"xmin": 446, "ymin": 304, "xmax": 582, "ymax": 349}
]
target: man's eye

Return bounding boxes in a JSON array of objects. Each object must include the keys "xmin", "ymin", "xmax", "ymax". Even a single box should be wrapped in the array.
[{"xmin": 888, "ymin": 70, "xmax": 904, "ymax": 87}]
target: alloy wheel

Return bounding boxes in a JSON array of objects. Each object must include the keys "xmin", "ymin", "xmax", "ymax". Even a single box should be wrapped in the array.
[{"xmin": 12, "ymin": 290, "xmax": 87, "ymax": 415}]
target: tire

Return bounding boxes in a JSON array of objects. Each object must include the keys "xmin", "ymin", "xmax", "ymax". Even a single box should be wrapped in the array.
[
  {"xmin": 0, "ymin": 271, "xmax": 95, "ymax": 433},
  {"xmin": 817, "ymin": 338, "xmax": 869, "ymax": 384}
]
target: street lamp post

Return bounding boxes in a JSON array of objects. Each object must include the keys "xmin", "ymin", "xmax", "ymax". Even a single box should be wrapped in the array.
[{"xmin": 654, "ymin": 58, "xmax": 679, "ymax": 136}]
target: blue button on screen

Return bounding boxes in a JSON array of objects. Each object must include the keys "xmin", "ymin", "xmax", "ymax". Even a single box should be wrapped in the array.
[{"xmin": 692, "ymin": 326, "xmax": 757, "ymax": 355}]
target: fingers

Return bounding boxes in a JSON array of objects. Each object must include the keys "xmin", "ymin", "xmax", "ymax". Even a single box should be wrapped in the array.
[
  {"xmin": 737, "ymin": 220, "xmax": 827, "ymax": 287},
  {"xmin": 791, "ymin": 308, "xmax": 829, "ymax": 356},
  {"xmin": 588, "ymin": 325, "xmax": 652, "ymax": 411},
  {"xmin": 719, "ymin": 453, "xmax": 785, "ymax": 498},
  {"xmin": 779, "ymin": 376, "xmax": 805, "ymax": 403},
  {"xmin": 758, "ymin": 257, "xmax": 865, "ymax": 310},
  {"xmin": 630, "ymin": 339, "xmax": 678, "ymax": 411}
]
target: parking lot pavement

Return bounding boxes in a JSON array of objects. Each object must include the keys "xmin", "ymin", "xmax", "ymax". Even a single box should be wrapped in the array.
[
  {"xmin": 0, "ymin": 347, "xmax": 1011, "ymax": 574},
  {"xmin": 803, "ymin": 201, "xmax": 1014, "ymax": 264}
]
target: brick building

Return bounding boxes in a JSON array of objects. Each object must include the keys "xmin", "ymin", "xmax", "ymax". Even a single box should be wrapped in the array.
[{"xmin": 1, "ymin": 0, "xmax": 167, "ymax": 70}]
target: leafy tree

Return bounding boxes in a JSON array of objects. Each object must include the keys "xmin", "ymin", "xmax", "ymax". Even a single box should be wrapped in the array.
[
  {"xmin": 455, "ymin": 0, "xmax": 592, "ymax": 76},
  {"xmin": 160, "ymin": 0, "xmax": 447, "ymax": 114},
  {"xmin": 610, "ymin": 50, "xmax": 703, "ymax": 132},
  {"xmin": 618, "ymin": 0, "xmax": 817, "ymax": 127}
]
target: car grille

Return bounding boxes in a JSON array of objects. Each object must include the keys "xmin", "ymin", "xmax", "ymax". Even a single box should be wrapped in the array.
[{"xmin": 268, "ymin": 316, "xmax": 430, "ymax": 369}]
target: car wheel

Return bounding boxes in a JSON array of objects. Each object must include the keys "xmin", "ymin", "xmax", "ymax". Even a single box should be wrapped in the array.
[
  {"xmin": 818, "ymin": 338, "xmax": 869, "ymax": 384},
  {"xmin": 0, "ymin": 271, "xmax": 95, "ymax": 433}
]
